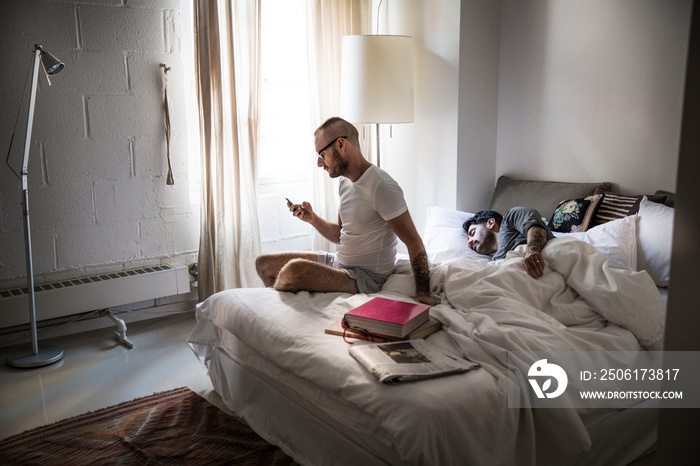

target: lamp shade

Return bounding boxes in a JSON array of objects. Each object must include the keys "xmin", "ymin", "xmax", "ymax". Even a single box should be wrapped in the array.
[
  {"xmin": 42, "ymin": 51, "xmax": 64, "ymax": 75},
  {"xmin": 340, "ymin": 35, "xmax": 414, "ymax": 124},
  {"xmin": 36, "ymin": 45, "xmax": 64, "ymax": 76}
]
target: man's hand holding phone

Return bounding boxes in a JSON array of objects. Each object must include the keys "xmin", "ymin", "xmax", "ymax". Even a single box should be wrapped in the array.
[{"xmin": 286, "ymin": 198, "xmax": 313, "ymax": 223}]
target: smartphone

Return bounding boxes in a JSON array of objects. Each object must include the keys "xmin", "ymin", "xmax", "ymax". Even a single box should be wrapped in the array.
[{"xmin": 285, "ymin": 198, "xmax": 297, "ymax": 211}]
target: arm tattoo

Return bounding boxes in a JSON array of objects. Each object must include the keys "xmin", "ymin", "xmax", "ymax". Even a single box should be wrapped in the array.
[
  {"xmin": 412, "ymin": 250, "xmax": 431, "ymax": 294},
  {"xmin": 527, "ymin": 226, "xmax": 548, "ymax": 254}
]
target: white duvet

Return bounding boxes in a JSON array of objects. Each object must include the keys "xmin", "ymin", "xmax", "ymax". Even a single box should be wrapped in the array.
[{"xmin": 188, "ymin": 237, "xmax": 665, "ymax": 465}]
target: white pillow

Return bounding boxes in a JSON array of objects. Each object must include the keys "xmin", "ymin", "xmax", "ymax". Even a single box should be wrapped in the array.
[
  {"xmin": 423, "ymin": 206, "xmax": 492, "ymax": 263},
  {"xmin": 637, "ymin": 197, "xmax": 674, "ymax": 287},
  {"xmin": 553, "ymin": 215, "xmax": 639, "ymax": 270}
]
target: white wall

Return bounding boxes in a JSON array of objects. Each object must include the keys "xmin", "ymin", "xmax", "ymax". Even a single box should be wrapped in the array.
[
  {"xmin": 378, "ymin": 0, "xmax": 462, "ymax": 239},
  {"xmin": 259, "ymin": 0, "xmax": 691, "ymax": 248},
  {"xmin": 0, "ymin": 0, "xmax": 198, "ymax": 288},
  {"xmin": 456, "ymin": 0, "xmax": 501, "ymax": 213},
  {"xmin": 0, "ymin": 0, "xmax": 460, "ymax": 286},
  {"xmin": 495, "ymin": 0, "xmax": 691, "ymax": 195},
  {"xmin": 2, "ymin": 0, "xmax": 688, "ymax": 289}
]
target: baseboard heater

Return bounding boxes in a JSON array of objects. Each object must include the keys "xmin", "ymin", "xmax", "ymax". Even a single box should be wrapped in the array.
[{"xmin": 0, "ymin": 264, "xmax": 191, "ymax": 330}]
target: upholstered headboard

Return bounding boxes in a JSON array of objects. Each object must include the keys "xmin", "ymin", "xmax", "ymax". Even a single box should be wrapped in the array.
[{"xmin": 488, "ymin": 176, "xmax": 612, "ymax": 218}]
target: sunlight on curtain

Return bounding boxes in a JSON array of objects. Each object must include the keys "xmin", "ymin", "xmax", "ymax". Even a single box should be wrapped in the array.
[
  {"xmin": 306, "ymin": 0, "xmax": 372, "ymax": 252},
  {"xmin": 194, "ymin": 0, "xmax": 263, "ymax": 300}
]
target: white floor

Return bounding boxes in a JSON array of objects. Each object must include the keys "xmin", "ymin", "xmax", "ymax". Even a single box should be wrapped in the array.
[{"xmin": 0, "ymin": 310, "xmax": 230, "ymax": 442}]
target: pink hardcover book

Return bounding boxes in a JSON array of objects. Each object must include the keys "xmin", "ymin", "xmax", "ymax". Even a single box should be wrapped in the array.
[{"xmin": 342, "ymin": 297, "xmax": 431, "ymax": 338}]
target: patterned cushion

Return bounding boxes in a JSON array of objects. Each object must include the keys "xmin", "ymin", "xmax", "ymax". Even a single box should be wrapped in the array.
[
  {"xmin": 548, "ymin": 195, "xmax": 603, "ymax": 233},
  {"xmin": 593, "ymin": 187, "xmax": 667, "ymax": 225}
]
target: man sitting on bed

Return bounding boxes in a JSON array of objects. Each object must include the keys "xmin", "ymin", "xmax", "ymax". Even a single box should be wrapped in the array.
[
  {"xmin": 463, "ymin": 207, "xmax": 554, "ymax": 279},
  {"xmin": 255, "ymin": 117, "xmax": 439, "ymax": 306}
]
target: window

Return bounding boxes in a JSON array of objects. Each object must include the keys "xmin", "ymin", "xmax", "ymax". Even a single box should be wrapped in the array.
[{"xmin": 258, "ymin": 0, "xmax": 314, "ymax": 252}]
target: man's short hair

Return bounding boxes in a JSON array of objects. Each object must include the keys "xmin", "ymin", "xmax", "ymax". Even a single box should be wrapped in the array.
[
  {"xmin": 463, "ymin": 210, "xmax": 503, "ymax": 233},
  {"xmin": 315, "ymin": 117, "xmax": 359, "ymax": 145}
]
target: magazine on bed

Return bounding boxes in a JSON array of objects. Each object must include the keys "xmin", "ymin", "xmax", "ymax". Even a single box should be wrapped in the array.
[{"xmin": 349, "ymin": 339, "xmax": 479, "ymax": 384}]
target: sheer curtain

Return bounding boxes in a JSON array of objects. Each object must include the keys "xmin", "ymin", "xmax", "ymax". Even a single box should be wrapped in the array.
[
  {"xmin": 306, "ymin": 0, "xmax": 371, "ymax": 252},
  {"xmin": 194, "ymin": 0, "xmax": 262, "ymax": 301}
]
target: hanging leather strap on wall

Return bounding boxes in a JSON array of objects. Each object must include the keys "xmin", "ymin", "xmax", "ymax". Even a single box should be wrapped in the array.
[{"xmin": 160, "ymin": 63, "xmax": 175, "ymax": 185}]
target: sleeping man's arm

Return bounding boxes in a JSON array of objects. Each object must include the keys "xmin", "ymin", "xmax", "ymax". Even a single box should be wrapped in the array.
[
  {"xmin": 502, "ymin": 206, "xmax": 552, "ymax": 280},
  {"xmin": 523, "ymin": 225, "xmax": 548, "ymax": 279}
]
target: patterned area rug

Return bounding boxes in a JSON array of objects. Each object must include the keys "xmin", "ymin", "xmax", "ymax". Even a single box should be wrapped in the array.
[{"xmin": 0, "ymin": 387, "xmax": 296, "ymax": 465}]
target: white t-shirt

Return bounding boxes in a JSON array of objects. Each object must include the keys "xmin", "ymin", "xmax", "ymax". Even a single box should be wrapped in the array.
[{"xmin": 336, "ymin": 165, "xmax": 408, "ymax": 275}]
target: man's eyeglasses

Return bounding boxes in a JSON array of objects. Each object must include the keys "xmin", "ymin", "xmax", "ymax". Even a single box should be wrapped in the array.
[{"xmin": 316, "ymin": 136, "xmax": 346, "ymax": 160}]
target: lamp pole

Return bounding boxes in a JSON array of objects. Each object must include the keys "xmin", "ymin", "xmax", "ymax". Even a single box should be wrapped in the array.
[{"xmin": 7, "ymin": 45, "xmax": 64, "ymax": 368}]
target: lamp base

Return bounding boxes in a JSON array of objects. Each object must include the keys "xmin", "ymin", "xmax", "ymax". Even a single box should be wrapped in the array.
[{"xmin": 7, "ymin": 345, "xmax": 64, "ymax": 368}]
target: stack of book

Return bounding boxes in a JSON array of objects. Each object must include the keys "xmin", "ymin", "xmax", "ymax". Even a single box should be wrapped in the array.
[{"xmin": 325, "ymin": 297, "xmax": 441, "ymax": 342}]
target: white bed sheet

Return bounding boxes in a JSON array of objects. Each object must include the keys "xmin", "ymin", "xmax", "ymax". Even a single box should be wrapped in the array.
[{"xmin": 188, "ymin": 237, "xmax": 665, "ymax": 465}]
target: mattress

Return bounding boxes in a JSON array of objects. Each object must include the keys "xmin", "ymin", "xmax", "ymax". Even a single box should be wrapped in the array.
[{"xmin": 206, "ymin": 345, "xmax": 658, "ymax": 465}]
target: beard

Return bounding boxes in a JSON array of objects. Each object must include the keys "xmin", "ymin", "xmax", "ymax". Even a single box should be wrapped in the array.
[
  {"xmin": 474, "ymin": 230, "xmax": 499, "ymax": 255},
  {"xmin": 325, "ymin": 148, "xmax": 349, "ymax": 178}
]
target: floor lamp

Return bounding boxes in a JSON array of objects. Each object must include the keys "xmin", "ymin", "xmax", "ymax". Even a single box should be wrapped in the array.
[
  {"xmin": 6, "ymin": 45, "xmax": 65, "ymax": 368},
  {"xmin": 339, "ymin": 35, "xmax": 414, "ymax": 167}
]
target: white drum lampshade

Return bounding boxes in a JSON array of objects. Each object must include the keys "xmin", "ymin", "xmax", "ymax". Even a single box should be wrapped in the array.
[{"xmin": 340, "ymin": 35, "xmax": 414, "ymax": 124}]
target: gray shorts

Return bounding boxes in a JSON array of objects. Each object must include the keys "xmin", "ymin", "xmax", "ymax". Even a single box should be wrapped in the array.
[{"xmin": 317, "ymin": 251, "xmax": 389, "ymax": 294}]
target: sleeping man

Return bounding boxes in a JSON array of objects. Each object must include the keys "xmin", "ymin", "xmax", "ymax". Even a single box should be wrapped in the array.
[
  {"xmin": 255, "ymin": 117, "xmax": 439, "ymax": 306},
  {"xmin": 463, "ymin": 207, "xmax": 554, "ymax": 279}
]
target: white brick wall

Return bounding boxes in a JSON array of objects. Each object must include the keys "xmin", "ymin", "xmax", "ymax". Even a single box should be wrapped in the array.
[{"xmin": 0, "ymin": 0, "xmax": 198, "ymax": 287}]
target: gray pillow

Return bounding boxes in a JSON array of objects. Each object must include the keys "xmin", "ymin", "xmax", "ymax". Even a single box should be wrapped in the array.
[
  {"xmin": 489, "ymin": 176, "xmax": 613, "ymax": 218},
  {"xmin": 655, "ymin": 190, "xmax": 675, "ymax": 208}
]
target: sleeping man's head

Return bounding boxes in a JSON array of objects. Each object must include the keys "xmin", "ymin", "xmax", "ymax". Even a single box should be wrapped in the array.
[{"xmin": 462, "ymin": 210, "xmax": 503, "ymax": 255}]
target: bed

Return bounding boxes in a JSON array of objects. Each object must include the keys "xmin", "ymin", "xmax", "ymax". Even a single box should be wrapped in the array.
[{"xmin": 187, "ymin": 176, "xmax": 674, "ymax": 465}]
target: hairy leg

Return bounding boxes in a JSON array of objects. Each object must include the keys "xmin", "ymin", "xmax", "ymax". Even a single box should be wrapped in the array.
[
  {"xmin": 274, "ymin": 259, "xmax": 358, "ymax": 294},
  {"xmin": 255, "ymin": 252, "xmax": 318, "ymax": 287}
]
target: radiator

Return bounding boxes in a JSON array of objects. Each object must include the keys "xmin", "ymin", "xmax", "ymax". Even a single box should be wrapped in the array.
[{"xmin": 0, "ymin": 264, "xmax": 191, "ymax": 330}]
